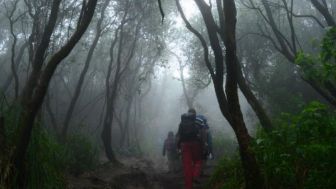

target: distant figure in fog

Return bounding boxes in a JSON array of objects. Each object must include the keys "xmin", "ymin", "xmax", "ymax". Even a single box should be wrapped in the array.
[{"xmin": 162, "ymin": 131, "xmax": 179, "ymax": 173}]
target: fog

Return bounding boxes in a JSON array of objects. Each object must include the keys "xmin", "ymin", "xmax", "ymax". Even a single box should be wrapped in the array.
[{"xmin": 0, "ymin": 0, "xmax": 335, "ymax": 188}]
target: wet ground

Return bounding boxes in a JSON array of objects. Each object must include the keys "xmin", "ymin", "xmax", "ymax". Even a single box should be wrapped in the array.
[{"xmin": 67, "ymin": 158, "xmax": 216, "ymax": 189}]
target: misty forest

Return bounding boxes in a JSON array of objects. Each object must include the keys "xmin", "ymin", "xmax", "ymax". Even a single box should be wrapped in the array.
[{"xmin": 0, "ymin": 0, "xmax": 335, "ymax": 188}]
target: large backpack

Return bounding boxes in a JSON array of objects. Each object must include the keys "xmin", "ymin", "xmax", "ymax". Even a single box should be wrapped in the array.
[
  {"xmin": 195, "ymin": 115, "xmax": 211, "ymax": 158},
  {"xmin": 178, "ymin": 113, "xmax": 200, "ymax": 142}
]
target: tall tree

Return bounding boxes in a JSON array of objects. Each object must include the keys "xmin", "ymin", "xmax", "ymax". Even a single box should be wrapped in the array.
[
  {"xmin": 244, "ymin": 0, "xmax": 336, "ymax": 107},
  {"xmin": 102, "ymin": 17, "xmax": 141, "ymax": 162},
  {"xmin": 11, "ymin": 0, "xmax": 98, "ymax": 185},
  {"xmin": 176, "ymin": 0, "xmax": 265, "ymax": 188},
  {"xmin": 62, "ymin": 0, "xmax": 111, "ymax": 139}
]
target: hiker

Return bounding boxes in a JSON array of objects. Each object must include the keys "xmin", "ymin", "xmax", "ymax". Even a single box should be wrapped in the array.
[
  {"xmin": 162, "ymin": 131, "xmax": 179, "ymax": 173},
  {"xmin": 176, "ymin": 108, "xmax": 204, "ymax": 189},
  {"xmin": 195, "ymin": 114, "xmax": 213, "ymax": 160},
  {"xmin": 195, "ymin": 114, "xmax": 214, "ymax": 177}
]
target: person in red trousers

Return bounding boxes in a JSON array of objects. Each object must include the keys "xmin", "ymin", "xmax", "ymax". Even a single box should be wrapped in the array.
[{"xmin": 176, "ymin": 108, "xmax": 204, "ymax": 189}]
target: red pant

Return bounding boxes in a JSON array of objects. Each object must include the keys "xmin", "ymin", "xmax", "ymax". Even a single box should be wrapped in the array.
[{"xmin": 181, "ymin": 141, "xmax": 202, "ymax": 189}]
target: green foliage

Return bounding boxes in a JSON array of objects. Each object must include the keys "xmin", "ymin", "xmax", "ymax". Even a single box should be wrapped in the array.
[
  {"xmin": 296, "ymin": 27, "xmax": 336, "ymax": 82},
  {"xmin": 26, "ymin": 125, "xmax": 66, "ymax": 189},
  {"xmin": 0, "ymin": 104, "xmax": 98, "ymax": 188},
  {"xmin": 255, "ymin": 102, "xmax": 336, "ymax": 189},
  {"xmin": 24, "ymin": 129, "xmax": 98, "ymax": 188},
  {"xmin": 63, "ymin": 134, "xmax": 99, "ymax": 175},
  {"xmin": 211, "ymin": 131, "xmax": 238, "ymax": 158},
  {"xmin": 1, "ymin": 106, "xmax": 66, "ymax": 189},
  {"xmin": 206, "ymin": 154, "xmax": 244, "ymax": 189},
  {"xmin": 320, "ymin": 27, "xmax": 336, "ymax": 79},
  {"xmin": 262, "ymin": 61, "xmax": 306, "ymax": 115},
  {"xmin": 208, "ymin": 102, "xmax": 336, "ymax": 189},
  {"xmin": 0, "ymin": 103, "xmax": 22, "ymax": 189}
]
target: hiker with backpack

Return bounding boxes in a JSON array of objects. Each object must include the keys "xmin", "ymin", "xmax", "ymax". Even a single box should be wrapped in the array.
[
  {"xmin": 195, "ymin": 114, "xmax": 214, "ymax": 177},
  {"xmin": 176, "ymin": 108, "xmax": 205, "ymax": 189},
  {"xmin": 196, "ymin": 114, "xmax": 214, "ymax": 160},
  {"xmin": 162, "ymin": 131, "xmax": 179, "ymax": 173}
]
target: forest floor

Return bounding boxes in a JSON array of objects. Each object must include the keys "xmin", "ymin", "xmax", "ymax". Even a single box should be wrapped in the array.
[{"xmin": 66, "ymin": 157, "xmax": 216, "ymax": 189}]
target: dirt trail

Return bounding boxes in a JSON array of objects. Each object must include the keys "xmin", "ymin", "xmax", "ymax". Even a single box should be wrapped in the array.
[{"xmin": 67, "ymin": 158, "xmax": 216, "ymax": 189}]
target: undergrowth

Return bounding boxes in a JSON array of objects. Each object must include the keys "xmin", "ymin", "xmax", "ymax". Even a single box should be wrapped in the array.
[
  {"xmin": 0, "ymin": 102, "xmax": 99, "ymax": 189},
  {"xmin": 206, "ymin": 154, "xmax": 244, "ymax": 189},
  {"xmin": 207, "ymin": 102, "xmax": 336, "ymax": 189}
]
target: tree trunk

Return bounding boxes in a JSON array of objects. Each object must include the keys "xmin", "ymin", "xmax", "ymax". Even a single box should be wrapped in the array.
[
  {"xmin": 0, "ymin": 116, "xmax": 5, "ymax": 156},
  {"xmin": 258, "ymin": 0, "xmax": 336, "ymax": 107},
  {"xmin": 223, "ymin": 1, "xmax": 264, "ymax": 187},
  {"xmin": 101, "ymin": 112, "xmax": 118, "ymax": 162},
  {"xmin": 1, "ymin": 42, "xmax": 28, "ymax": 94},
  {"xmin": 120, "ymin": 97, "xmax": 133, "ymax": 148},
  {"xmin": 10, "ymin": 20, "xmax": 19, "ymax": 99},
  {"xmin": 261, "ymin": 0, "xmax": 296, "ymax": 62},
  {"xmin": 12, "ymin": 0, "xmax": 98, "ymax": 186},
  {"xmin": 177, "ymin": 0, "xmax": 265, "ymax": 188},
  {"xmin": 62, "ymin": 0, "xmax": 109, "ymax": 138},
  {"xmin": 231, "ymin": 115, "xmax": 264, "ymax": 188},
  {"xmin": 169, "ymin": 51, "xmax": 193, "ymax": 108},
  {"xmin": 310, "ymin": 0, "xmax": 336, "ymax": 26},
  {"xmin": 101, "ymin": 27, "xmax": 120, "ymax": 163},
  {"xmin": 45, "ymin": 92, "xmax": 58, "ymax": 133},
  {"xmin": 102, "ymin": 76, "xmax": 120, "ymax": 163},
  {"xmin": 101, "ymin": 11, "xmax": 140, "ymax": 162},
  {"xmin": 236, "ymin": 59, "xmax": 272, "ymax": 131}
]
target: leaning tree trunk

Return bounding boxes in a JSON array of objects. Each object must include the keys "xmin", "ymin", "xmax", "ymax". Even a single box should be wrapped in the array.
[
  {"xmin": 257, "ymin": 0, "xmax": 336, "ymax": 107},
  {"xmin": 310, "ymin": 0, "xmax": 336, "ymax": 27},
  {"xmin": 12, "ymin": 0, "xmax": 98, "ymax": 186},
  {"xmin": 176, "ymin": 0, "xmax": 265, "ymax": 188},
  {"xmin": 101, "ymin": 21, "xmax": 122, "ymax": 164},
  {"xmin": 62, "ymin": 0, "xmax": 110, "ymax": 139},
  {"xmin": 101, "ymin": 23, "xmax": 124, "ymax": 163},
  {"xmin": 236, "ymin": 60, "xmax": 272, "ymax": 131},
  {"xmin": 224, "ymin": 1, "xmax": 264, "ymax": 187},
  {"xmin": 102, "ymin": 11, "xmax": 140, "ymax": 162},
  {"xmin": 216, "ymin": 0, "xmax": 273, "ymax": 131}
]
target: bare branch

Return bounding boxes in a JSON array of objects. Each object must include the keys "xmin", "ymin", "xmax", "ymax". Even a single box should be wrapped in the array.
[
  {"xmin": 158, "ymin": 0, "xmax": 164, "ymax": 23},
  {"xmin": 291, "ymin": 13, "xmax": 325, "ymax": 28},
  {"xmin": 175, "ymin": 0, "xmax": 215, "ymax": 79}
]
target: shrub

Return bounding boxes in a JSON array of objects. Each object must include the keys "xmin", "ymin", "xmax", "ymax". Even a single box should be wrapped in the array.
[
  {"xmin": 208, "ymin": 102, "xmax": 336, "ymax": 189},
  {"xmin": 0, "ymin": 103, "xmax": 98, "ymax": 188},
  {"xmin": 26, "ymin": 124, "xmax": 66, "ymax": 189},
  {"xmin": 255, "ymin": 102, "xmax": 336, "ymax": 189},
  {"xmin": 206, "ymin": 154, "xmax": 244, "ymax": 189},
  {"xmin": 1, "ymin": 108, "xmax": 67, "ymax": 189},
  {"xmin": 63, "ymin": 134, "xmax": 99, "ymax": 175}
]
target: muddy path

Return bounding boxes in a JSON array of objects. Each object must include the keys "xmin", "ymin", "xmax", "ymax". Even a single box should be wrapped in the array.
[{"xmin": 67, "ymin": 158, "xmax": 216, "ymax": 189}]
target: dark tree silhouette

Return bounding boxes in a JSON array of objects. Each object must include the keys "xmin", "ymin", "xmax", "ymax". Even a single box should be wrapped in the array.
[
  {"xmin": 11, "ymin": 0, "xmax": 98, "ymax": 186},
  {"xmin": 176, "ymin": 0, "xmax": 266, "ymax": 188}
]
